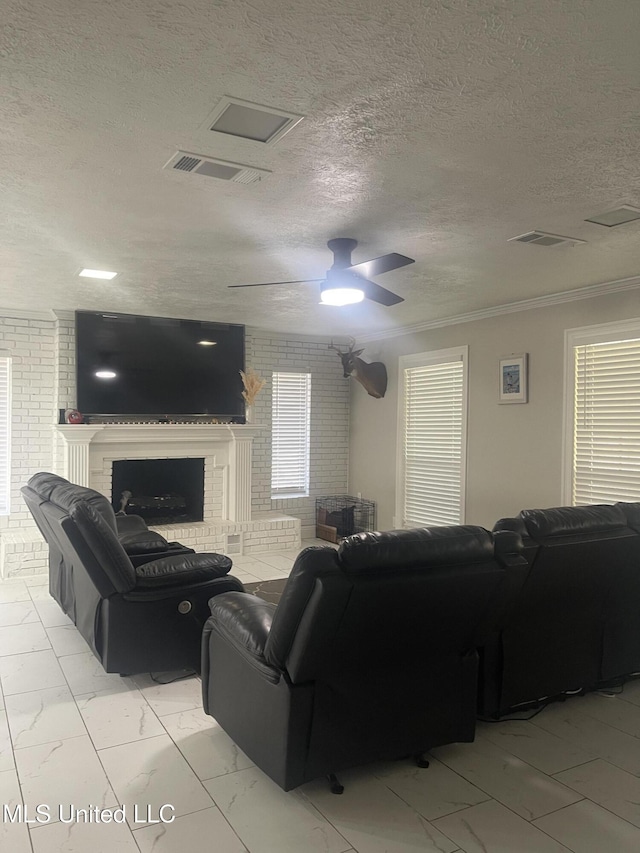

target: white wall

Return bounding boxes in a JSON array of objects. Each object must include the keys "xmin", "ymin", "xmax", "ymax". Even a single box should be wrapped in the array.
[{"xmin": 348, "ymin": 288, "xmax": 640, "ymax": 531}]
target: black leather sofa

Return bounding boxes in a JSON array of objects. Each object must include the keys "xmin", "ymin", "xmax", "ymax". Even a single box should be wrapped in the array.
[
  {"xmin": 201, "ymin": 525, "xmax": 526, "ymax": 791},
  {"xmin": 22, "ymin": 473, "xmax": 243, "ymax": 674},
  {"xmin": 481, "ymin": 503, "xmax": 640, "ymax": 717}
]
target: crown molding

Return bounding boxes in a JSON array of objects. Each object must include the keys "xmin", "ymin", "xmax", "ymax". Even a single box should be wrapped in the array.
[
  {"xmin": 4, "ymin": 274, "xmax": 640, "ymax": 342},
  {"xmin": 358, "ymin": 274, "xmax": 640, "ymax": 342}
]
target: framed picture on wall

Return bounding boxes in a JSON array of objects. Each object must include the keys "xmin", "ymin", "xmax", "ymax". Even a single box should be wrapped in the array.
[{"xmin": 499, "ymin": 353, "xmax": 528, "ymax": 404}]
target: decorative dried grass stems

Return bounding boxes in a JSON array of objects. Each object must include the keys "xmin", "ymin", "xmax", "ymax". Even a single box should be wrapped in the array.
[{"xmin": 240, "ymin": 368, "xmax": 266, "ymax": 406}]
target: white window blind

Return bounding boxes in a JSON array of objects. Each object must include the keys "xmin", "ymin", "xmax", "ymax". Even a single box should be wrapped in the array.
[
  {"xmin": 271, "ymin": 372, "xmax": 311, "ymax": 498},
  {"xmin": 0, "ymin": 358, "xmax": 10, "ymax": 516},
  {"xmin": 573, "ymin": 337, "xmax": 640, "ymax": 505},
  {"xmin": 398, "ymin": 350, "xmax": 466, "ymax": 527}
]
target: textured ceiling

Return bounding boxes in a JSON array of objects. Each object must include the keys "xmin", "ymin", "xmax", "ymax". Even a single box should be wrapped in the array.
[{"xmin": 1, "ymin": 0, "xmax": 639, "ymax": 335}]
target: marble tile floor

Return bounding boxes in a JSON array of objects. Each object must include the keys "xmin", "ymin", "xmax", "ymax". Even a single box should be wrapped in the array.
[{"xmin": 3, "ymin": 544, "xmax": 640, "ymax": 850}]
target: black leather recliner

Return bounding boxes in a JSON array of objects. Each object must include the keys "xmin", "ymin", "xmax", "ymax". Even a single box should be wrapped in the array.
[
  {"xmin": 201, "ymin": 525, "xmax": 526, "ymax": 791},
  {"xmin": 24, "ymin": 473, "xmax": 195, "ymax": 571},
  {"xmin": 482, "ymin": 504, "xmax": 640, "ymax": 717},
  {"xmin": 22, "ymin": 473, "xmax": 243, "ymax": 674}
]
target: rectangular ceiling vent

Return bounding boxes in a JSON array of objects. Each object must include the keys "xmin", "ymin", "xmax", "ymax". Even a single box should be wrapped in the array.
[
  {"xmin": 585, "ymin": 205, "xmax": 640, "ymax": 228},
  {"xmin": 204, "ymin": 96, "xmax": 304, "ymax": 145},
  {"xmin": 508, "ymin": 230, "xmax": 586, "ymax": 247},
  {"xmin": 163, "ymin": 151, "xmax": 271, "ymax": 185}
]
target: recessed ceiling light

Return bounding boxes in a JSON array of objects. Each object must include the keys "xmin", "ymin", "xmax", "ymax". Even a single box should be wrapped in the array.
[
  {"xmin": 94, "ymin": 370, "xmax": 117, "ymax": 379},
  {"xmin": 79, "ymin": 269, "xmax": 118, "ymax": 280},
  {"xmin": 585, "ymin": 205, "xmax": 640, "ymax": 228},
  {"xmin": 198, "ymin": 340, "xmax": 217, "ymax": 346},
  {"xmin": 205, "ymin": 96, "xmax": 304, "ymax": 145}
]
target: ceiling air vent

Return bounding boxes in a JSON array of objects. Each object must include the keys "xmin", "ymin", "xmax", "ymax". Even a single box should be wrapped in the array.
[
  {"xmin": 585, "ymin": 205, "xmax": 640, "ymax": 228},
  {"xmin": 508, "ymin": 231, "xmax": 586, "ymax": 247},
  {"xmin": 163, "ymin": 151, "xmax": 271, "ymax": 185},
  {"xmin": 173, "ymin": 155, "xmax": 201, "ymax": 172},
  {"xmin": 204, "ymin": 96, "xmax": 304, "ymax": 145}
]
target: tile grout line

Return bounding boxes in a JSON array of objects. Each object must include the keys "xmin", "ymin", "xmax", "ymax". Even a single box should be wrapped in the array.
[
  {"xmin": 549, "ymin": 756, "xmax": 640, "ymax": 836},
  {"xmin": 527, "ymin": 705, "xmax": 640, "ymax": 778},
  {"xmin": 475, "ymin": 723, "xmax": 601, "ymax": 776},
  {"xmin": 292, "ymin": 786, "xmax": 359, "ymax": 853}
]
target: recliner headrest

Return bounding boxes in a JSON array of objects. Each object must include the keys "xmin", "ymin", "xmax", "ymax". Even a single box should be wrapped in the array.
[
  {"xmin": 337, "ymin": 526, "xmax": 495, "ymax": 574},
  {"xmin": 26, "ymin": 472, "xmax": 117, "ymax": 532},
  {"xmin": 521, "ymin": 504, "xmax": 627, "ymax": 539}
]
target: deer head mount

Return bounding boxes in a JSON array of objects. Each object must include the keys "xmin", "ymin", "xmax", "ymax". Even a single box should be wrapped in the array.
[{"xmin": 329, "ymin": 338, "xmax": 388, "ymax": 399}]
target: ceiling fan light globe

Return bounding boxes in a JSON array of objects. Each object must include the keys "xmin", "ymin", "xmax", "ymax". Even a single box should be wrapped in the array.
[{"xmin": 320, "ymin": 287, "xmax": 365, "ymax": 306}]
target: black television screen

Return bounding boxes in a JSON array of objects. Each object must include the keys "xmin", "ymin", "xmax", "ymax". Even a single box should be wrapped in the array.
[{"xmin": 76, "ymin": 311, "xmax": 245, "ymax": 417}]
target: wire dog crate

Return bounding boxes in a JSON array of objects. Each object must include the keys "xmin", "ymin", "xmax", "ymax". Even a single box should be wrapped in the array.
[{"xmin": 315, "ymin": 495, "xmax": 376, "ymax": 543}]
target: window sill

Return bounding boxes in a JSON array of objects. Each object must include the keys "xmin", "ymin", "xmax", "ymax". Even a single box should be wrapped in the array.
[{"xmin": 271, "ymin": 493, "xmax": 308, "ymax": 501}]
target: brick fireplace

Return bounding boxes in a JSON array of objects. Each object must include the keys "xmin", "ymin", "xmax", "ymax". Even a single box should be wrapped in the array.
[{"xmin": 53, "ymin": 422, "xmax": 300, "ymax": 559}]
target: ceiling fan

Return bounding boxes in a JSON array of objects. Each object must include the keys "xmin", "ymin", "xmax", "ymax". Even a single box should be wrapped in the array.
[{"xmin": 228, "ymin": 238, "xmax": 415, "ymax": 306}]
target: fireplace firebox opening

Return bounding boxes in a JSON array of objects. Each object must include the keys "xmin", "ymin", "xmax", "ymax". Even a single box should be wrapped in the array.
[{"xmin": 111, "ymin": 458, "xmax": 205, "ymax": 525}]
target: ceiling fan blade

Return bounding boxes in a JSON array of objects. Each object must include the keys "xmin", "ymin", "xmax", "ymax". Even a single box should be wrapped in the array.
[
  {"xmin": 358, "ymin": 277, "xmax": 405, "ymax": 306},
  {"xmin": 228, "ymin": 279, "xmax": 324, "ymax": 288},
  {"xmin": 347, "ymin": 252, "xmax": 415, "ymax": 278}
]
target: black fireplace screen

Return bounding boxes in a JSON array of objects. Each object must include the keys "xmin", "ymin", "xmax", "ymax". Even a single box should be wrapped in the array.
[{"xmin": 111, "ymin": 458, "xmax": 205, "ymax": 525}]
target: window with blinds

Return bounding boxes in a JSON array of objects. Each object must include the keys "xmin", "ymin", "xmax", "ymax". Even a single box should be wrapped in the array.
[
  {"xmin": 572, "ymin": 336, "xmax": 640, "ymax": 505},
  {"xmin": 0, "ymin": 358, "xmax": 11, "ymax": 516},
  {"xmin": 271, "ymin": 372, "xmax": 311, "ymax": 499},
  {"xmin": 397, "ymin": 347, "xmax": 467, "ymax": 527}
]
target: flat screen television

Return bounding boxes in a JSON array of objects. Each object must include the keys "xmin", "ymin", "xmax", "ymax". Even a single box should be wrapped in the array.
[{"xmin": 75, "ymin": 310, "xmax": 246, "ymax": 418}]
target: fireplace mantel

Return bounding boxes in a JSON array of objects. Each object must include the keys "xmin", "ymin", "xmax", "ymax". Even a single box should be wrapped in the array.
[{"xmin": 54, "ymin": 423, "xmax": 263, "ymax": 522}]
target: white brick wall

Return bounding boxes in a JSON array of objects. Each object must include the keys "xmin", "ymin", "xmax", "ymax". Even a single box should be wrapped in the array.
[
  {"xmin": 2, "ymin": 313, "xmax": 350, "ymax": 549},
  {"xmin": 0, "ymin": 315, "xmax": 58, "ymax": 533},
  {"xmin": 247, "ymin": 332, "xmax": 350, "ymax": 529}
]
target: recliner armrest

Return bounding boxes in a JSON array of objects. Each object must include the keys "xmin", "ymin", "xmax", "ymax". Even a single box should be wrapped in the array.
[
  {"xmin": 208, "ymin": 592, "xmax": 276, "ymax": 659},
  {"xmin": 206, "ymin": 592, "xmax": 279, "ymax": 682},
  {"xmin": 119, "ymin": 529, "xmax": 171, "ymax": 555},
  {"xmin": 135, "ymin": 552, "xmax": 232, "ymax": 589},
  {"xmin": 115, "ymin": 514, "xmax": 149, "ymax": 534}
]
